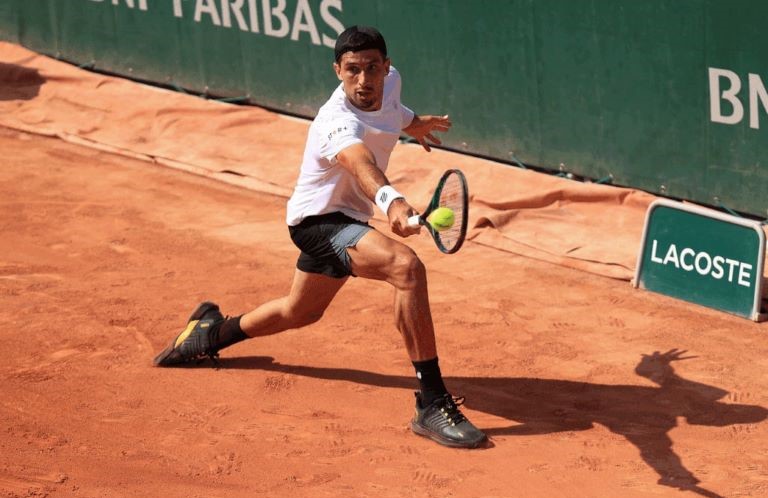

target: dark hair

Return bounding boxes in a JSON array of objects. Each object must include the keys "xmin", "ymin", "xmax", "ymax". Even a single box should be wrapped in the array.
[{"xmin": 334, "ymin": 25, "xmax": 387, "ymax": 63}]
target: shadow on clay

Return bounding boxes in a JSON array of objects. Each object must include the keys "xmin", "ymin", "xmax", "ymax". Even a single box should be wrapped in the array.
[
  {"xmin": 209, "ymin": 349, "xmax": 766, "ymax": 498},
  {"xmin": 0, "ymin": 63, "xmax": 45, "ymax": 101}
]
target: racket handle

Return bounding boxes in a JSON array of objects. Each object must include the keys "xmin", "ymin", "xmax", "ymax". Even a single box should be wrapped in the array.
[{"xmin": 407, "ymin": 215, "xmax": 422, "ymax": 228}]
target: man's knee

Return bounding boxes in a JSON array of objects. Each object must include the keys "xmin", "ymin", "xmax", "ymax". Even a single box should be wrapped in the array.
[{"xmin": 389, "ymin": 248, "xmax": 426, "ymax": 289}]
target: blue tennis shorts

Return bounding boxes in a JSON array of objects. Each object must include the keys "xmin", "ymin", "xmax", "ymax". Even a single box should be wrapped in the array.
[{"xmin": 288, "ymin": 212, "xmax": 372, "ymax": 279}]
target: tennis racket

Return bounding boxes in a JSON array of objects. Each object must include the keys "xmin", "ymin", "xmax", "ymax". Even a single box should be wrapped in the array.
[{"xmin": 407, "ymin": 169, "xmax": 469, "ymax": 254}]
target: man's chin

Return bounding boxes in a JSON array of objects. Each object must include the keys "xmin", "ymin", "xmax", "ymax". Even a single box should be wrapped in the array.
[
  {"xmin": 353, "ymin": 99, "xmax": 379, "ymax": 111},
  {"xmin": 347, "ymin": 93, "xmax": 379, "ymax": 111}
]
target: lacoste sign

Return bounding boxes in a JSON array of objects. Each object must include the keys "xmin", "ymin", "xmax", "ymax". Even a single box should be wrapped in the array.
[{"xmin": 633, "ymin": 199, "xmax": 766, "ymax": 321}]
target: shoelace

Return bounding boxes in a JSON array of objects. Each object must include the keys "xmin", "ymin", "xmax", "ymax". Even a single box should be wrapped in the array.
[{"xmin": 438, "ymin": 395, "xmax": 468, "ymax": 425}]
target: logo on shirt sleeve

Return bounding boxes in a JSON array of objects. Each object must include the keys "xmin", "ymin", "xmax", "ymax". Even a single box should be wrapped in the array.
[
  {"xmin": 327, "ymin": 125, "xmax": 348, "ymax": 141},
  {"xmin": 318, "ymin": 119, "xmax": 365, "ymax": 161}
]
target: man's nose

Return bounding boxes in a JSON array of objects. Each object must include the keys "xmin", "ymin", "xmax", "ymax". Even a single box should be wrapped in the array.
[{"xmin": 358, "ymin": 69, "xmax": 370, "ymax": 85}]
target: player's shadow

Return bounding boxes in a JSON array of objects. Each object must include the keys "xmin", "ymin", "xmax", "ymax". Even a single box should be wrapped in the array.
[
  {"xmin": 0, "ymin": 63, "xmax": 45, "ymax": 101},
  {"xmin": 220, "ymin": 349, "xmax": 766, "ymax": 498}
]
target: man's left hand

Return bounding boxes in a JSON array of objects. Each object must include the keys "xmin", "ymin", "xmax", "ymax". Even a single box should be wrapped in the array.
[{"xmin": 403, "ymin": 114, "xmax": 452, "ymax": 152}]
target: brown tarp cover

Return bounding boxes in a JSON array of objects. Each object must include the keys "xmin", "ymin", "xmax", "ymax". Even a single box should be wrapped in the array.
[{"xmin": 1, "ymin": 42, "xmax": 763, "ymax": 282}]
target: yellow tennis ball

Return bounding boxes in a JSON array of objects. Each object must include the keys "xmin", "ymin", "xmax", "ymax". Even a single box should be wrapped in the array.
[{"xmin": 427, "ymin": 207, "xmax": 455, "ymax": 231}]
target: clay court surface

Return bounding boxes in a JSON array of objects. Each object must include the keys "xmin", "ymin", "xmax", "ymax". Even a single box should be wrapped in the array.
[{"xmin": 2, "ymin": 43, "xmax": 768, "ymax": 498}]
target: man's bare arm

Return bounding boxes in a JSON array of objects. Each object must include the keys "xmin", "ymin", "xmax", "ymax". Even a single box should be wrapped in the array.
[{"xmin": 336, "ymin": 143, "xmax": 420, "ymax": 237}]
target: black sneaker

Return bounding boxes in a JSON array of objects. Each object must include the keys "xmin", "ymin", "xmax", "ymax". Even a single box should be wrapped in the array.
[
  {"xmin": 411, "ymin": 392, "xmax": 487, "ymax": 448},
  {"xmin": 153, "ymin": 302, "xmax": 224, "ymax": 367}
]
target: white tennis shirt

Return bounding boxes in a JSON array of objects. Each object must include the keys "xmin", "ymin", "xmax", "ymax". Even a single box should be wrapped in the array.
[{"xmin": 285, "ymin": 66, "xmax": 415, "ymax": 226}]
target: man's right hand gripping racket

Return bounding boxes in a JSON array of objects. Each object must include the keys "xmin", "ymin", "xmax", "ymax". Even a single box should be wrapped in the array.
[{"xmin": 407, "ymin": 169, "xmax": 469, "ymax": 254}]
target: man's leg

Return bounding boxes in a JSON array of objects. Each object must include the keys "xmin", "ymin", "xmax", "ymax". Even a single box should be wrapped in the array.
[
  {"xmin": 347, "ymin": 230, "xmax": 435, "ymax": 361},
  {"xmin": 154, "ymin": 269, "xmax": 346, "ymax": 366},
  {"xmin": 347, "ymin": 230, "xmax": 487, "ymax": 448},
  {"xmin": 239, "ymin": 269, "xmax": 347, "ymax": 337},
  {"xmin": 347, "ymin": 230, "xmax": 445, "ymax": 401}
]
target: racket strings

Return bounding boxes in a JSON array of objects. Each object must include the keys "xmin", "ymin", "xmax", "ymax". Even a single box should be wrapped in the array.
[{"xmin": 436, "ymin": 175, "xmax": 465, "ymax": 251}]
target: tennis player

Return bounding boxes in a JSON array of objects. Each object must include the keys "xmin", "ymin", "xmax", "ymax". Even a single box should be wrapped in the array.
[{"xmin": 154, "ymin": 25, "xmax": 486, "ymax": 449}]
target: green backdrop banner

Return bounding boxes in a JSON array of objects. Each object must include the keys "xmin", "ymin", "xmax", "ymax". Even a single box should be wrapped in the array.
[{"xmin": 1, "ymin": 0, "xmax": 767, "ymax": 217}]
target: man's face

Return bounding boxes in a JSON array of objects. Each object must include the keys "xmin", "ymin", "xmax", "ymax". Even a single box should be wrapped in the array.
[{"xmin": 333, "ymin": 49, "xmax": 390, "ymax": 111}]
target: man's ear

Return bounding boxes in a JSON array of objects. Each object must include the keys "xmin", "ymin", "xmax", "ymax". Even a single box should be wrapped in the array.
[
  {"xmin": 384, "ymin": 58, "xmax": 391, "ymax": 73},
  {"xmin": 333, "ymin": 62, "xmax": 342, "ymax": 81}
]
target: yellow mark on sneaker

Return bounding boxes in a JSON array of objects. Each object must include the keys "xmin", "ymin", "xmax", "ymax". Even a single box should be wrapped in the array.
[{"xmin": 174, "ymin": 320, "xmax": 199, "ymax": 348}]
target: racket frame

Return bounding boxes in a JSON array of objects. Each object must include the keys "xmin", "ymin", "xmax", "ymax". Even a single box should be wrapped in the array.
[{"xmin": 409, "ymin": 169, "xmax": 469, "ymax": 254}]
